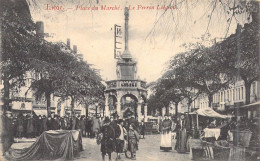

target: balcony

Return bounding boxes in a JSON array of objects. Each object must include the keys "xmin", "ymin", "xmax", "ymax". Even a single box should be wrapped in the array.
[
  {"xmin": 105, "ymin": 80, "xmax": 147, "ymax": 91},
  {"xmin": 10, "ymin": 96, "xmax": 34, "ymax": 102}
]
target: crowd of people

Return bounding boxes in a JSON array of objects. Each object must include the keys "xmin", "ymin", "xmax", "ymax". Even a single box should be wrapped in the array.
[
  {"xmin": 3, "ymin": 112, "xmax": 113, "ymax": 139},
  {"xmin": 2, "ymin": 109, "xmax": 259, "ymax": 160},
  {"xmin": 98, "ymin": 114, "xmax": 141, "ymax": 161},
  {"xmin": 1, "ymin": 110, "xmax": 145, "ymax": 160}
]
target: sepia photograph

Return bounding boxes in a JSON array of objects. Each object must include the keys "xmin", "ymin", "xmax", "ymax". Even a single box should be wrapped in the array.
[{"xmin": 0, "ymin": 0, "xmax": 259, "ymax": 160}]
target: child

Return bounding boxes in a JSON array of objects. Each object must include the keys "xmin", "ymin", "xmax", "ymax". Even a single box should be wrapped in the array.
[{"xmin": 127, "ymin": 123, "xmax": 139, "ymax": 160}]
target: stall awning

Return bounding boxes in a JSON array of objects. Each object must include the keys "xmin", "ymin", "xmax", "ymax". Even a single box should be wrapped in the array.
[
  {"xmin": 34, "ymin": 110, "xmax": 47, "ymax": 116},
  {"xmin": 240, "ymin": 101, "xmax": 260, "ymax": 108},
  {"xmin": 190, "ymin": 107, "xmax": 230, "ymax": 118},
  {"xmin": 11, "ymin": 109, "xmax": 36, "ymax": 116}
]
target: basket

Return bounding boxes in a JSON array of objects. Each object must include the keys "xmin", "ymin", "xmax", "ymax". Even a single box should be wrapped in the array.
[
  {"xmin": 189, "ymin": 139, "xmax": 203, "ymax": 149},
  {"xmin": 232, "ymin": 130, "xmax": 252, "ymax": 147},
  {"xmin": 192, "ymin": 148, "xmax": 204, "ymax": 160},
  {"xmin": 213, "ymin": 147, "xmax": 230, "ymax": 160}
]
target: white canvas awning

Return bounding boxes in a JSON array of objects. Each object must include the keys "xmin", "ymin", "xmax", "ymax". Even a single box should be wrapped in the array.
[
  {"xmin": 190, "ymin": 107, "xmax": 230, "ymax": 119},
  {"xmin": 33, "ymin": 110, "xmax": 47, "ymax": 116},
  {"xmin": 240, "ymin": 101, "xmax": 260, "ymax": 108}
]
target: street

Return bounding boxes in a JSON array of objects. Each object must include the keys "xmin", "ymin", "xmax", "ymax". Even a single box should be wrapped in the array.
[{"xmin": 11, "ymin": 134, "xmax": 191, "ymax": 161}]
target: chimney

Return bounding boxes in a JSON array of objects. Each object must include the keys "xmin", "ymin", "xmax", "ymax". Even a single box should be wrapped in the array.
[
  {"xmin": 73, "ymin": 45, "xmax": 77, "ymax": 54},
  {"xmin": 36, "ymin": 21, "xmax": 44, "ymax": 39},
  {"xmin": 67, "ymin": 39, "xmax": 70, "ymax": 48}
]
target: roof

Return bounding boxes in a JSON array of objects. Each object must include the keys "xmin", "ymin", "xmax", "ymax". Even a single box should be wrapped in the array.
[
  {"xmin": 121, "ymin": 49, "xmax": 132, "ymax": 59},
  {"xmin": 190, "ymin": 107, "xmax": 230, "ymax": 119}
]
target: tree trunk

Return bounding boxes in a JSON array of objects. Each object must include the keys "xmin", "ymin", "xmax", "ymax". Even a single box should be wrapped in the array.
[
  {"xmin": 45, "ymin": 92, "xmax": 51, "ymax": 116},
  {"xmin": 208, "ymin": 93, "xmax": 213, "ymax": 108},
  {"xmin": 244, "ymin": 82, "xmax": 251, "ymax": 105},
  {"xmin": 187, "ymin": 98, "xmax": 192, "ymax": 113},
  {"xmin": 95, "ymin": 105, "xmax": 98, "ymax": 117},
  {"xmin": 166, "ymin": 105, "xmax": 169, "ymax": 115},
  {"xmin": 71, "ymin": 96, "xmax": 75, "ymax": 116},
  {"xmin": 187, "ymin": 102, "xmax": 191, "ymax": 113},
  {"xmin": 3, "ymin": 78, "xmax": 10, "ymax": 113},
  {"xmin": 85, "ymin": 104, "xmax": 89, "ymax": 117},
  {"xmin": 175, "ymin": 102, "xmax": 178, "ymax": 117}
]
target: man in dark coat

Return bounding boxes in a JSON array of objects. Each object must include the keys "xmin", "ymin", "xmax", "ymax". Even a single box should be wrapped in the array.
[
  {"xmin": 26, "ymin": 114, "xmax": 35, "ymax": 138},
  {"xmin": 22, "ymin": 113, "xmax": 28, "ymax": 137},
  {"xmin": 140, "ymin": 121, "xmax": 146, "ymax": 139},
  {"xmin": 60, "ymin": 116, "xmax": 66, "ymax": 130},
  {"xmin": 75, "ymin": 115, "xmax": 81, "ymax": 130},
  {"xmin": 86, "ymin": 117, "xmax": 92, "ymax": 137},
  {"xmin": 100, "ymin": 117, "xmax": 115, "ymax": 161},
  {"xmin": 127, "ymin": 114, "xmax": 139, "ymax": 132},
  {"xmin": 71, "ymin": 116, "xmax": 77, "ymax": 130},
  {"xmin": 36, "ymin": 115, "xmax": 42, "ymax": 136},
  {"xmin": 53, "ymin": 115, "xmax": 60, "ymax": 130},
  {"xmin": 42, "ymin": 115, "xmax": 47, "ymax": 132},
  {"xmin": 80, "ymin": 116, "xmax": 86, "ymax": 137},
  {"xmin": 47, "ymin": 113, "xmax": 56, "ymax": 130},
  {"xmin": 1, "ymin": 111, "xmax": 15, "ymax": 156},
  {"xmin": 17, "ymin": 114, "xmax": 24, "ymax": 138}
]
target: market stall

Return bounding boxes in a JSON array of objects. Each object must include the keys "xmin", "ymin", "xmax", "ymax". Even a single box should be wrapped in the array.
[
  {"xmin": 9, "ymin": 130, "xmax": 83, "ymax": 160},
  {"xmin": 188, "ymin": 107, "xmax": 231, "ymax": 160}
]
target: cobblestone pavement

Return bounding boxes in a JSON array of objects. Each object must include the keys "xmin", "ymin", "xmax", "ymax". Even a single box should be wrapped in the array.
[
  {"xmin": 10, "ymin": 135, "xmax": 191, "ymax": 161},
  {"xmin": 76, "ymin": 134, "xmax": 191, "ymax": 161}
]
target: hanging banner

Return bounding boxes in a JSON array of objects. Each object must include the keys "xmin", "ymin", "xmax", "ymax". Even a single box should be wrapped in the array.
[{"xmin": 114, "ymin": 24, "xmax": 122, "ymax": 59}]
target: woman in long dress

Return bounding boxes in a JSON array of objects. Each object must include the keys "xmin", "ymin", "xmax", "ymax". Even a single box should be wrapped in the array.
[
  {"xmin": 160, "ymin": 115, "xmax": 172, "ymax": 151},
  {"xmin": 175, "ymin": 115, "xmax": 188, "ymax": 153}
]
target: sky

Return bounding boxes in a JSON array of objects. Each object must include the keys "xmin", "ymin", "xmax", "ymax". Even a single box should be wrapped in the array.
[{"xmin": 27, "ymin": 0, "xmax": 250, "ymax": 83}]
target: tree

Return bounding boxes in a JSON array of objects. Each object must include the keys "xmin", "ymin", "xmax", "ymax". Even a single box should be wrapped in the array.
[
  {"xmin": 147, "ymin": 94, "xmax": 163, "ymax": 116},
  {"xmin": 1, "ymin": 0, "xmax": 39, "ymax": 112},
  {"xmin": 167, "ymin": 44, "xmax": 232, "ymax": 108},
  {"xmin": 152, "ymin": 77, "xmax": 185, "ymax": 116}
]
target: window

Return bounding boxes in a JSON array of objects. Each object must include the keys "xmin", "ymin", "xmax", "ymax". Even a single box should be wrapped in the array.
[
  {"xmin": 252, "ymin": 82, "xmax": 256, "ymax": 95},
  {"xmin": 229, "ymin": 90, "xmax": 232, "ymax": 101},
  {"xmin": 224, "ymin": 91, "xmax": 226, "ymax": 101},
  {"xmin": 233, "ymin": 89, "xmax": 235, "ymax": 100},
  {"xmin": 238, "ymin": 88, "xmax": 241, "ymax": 100},
  {"xmin": 241, "ymin": 87, "xmax": 244, "ymax": 100}
]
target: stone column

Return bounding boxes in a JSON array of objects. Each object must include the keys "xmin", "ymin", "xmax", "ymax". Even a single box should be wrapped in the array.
[
  {"xmin": 105, "ymin": 94, "xmax": 109, "ymax": 117},
  {"xmin": 144, "ymin": 103, "xmax": 148, "ymax": 122},
  {"xmin": 137, "ymin": 102, "xmax": 142, "ymax": 122},
  {"xmin": 117, "ymin": 94, "xmax": 121, "ymax": 118}
]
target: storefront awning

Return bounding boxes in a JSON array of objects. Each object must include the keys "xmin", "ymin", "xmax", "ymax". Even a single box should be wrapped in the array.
[
  {"xmin": 240, "ymin": 101, "xmax": 260, "ymax": 108},
  {"xmin": 34, "ymin": 110, "xmax": 47, "ymax": 116},
  {"xmin": 190, "ymin": 107, "xmax": 230, "ymax": 119}
]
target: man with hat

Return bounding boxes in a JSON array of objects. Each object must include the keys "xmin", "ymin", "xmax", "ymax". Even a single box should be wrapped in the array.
[
  {"xmin": 100, "ymin": 117, "xmax": 115, "ymax": 161},
  {"xmin": 1, "ymin": 111, "xmax": 14, "ymax": 156},
  {"xmin": 127, "ymin": 114, "xmax": 139, "ymax": 133}
]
